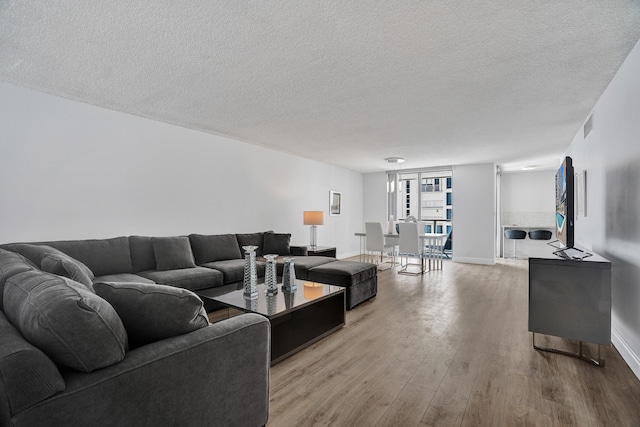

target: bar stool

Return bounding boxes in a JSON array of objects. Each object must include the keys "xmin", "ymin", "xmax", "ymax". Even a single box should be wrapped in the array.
[
  {"xmin": 504, "ymin": 229, "xmax": 526, "ymax": 259},
  {"xmin": 528, "ymin": 230, "xmax": 553, "ymax": 241}
]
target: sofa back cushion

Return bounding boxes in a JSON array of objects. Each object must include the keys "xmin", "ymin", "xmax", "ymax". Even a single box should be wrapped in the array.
[
  {"xmin": 236, "ymin": 232, "xmax": 266, "ymax": 257},
  {"xmin": 2, "ymin": 243, "xmax": 60, "ymax": 267},
  {"xmin": 0, "ymin": 249, "xmax": 36, "ymax": 310},
  {"xmin": 3, "ymin": 270, "xmax": 128, "ymax": 372},
  {"xmin": 43, "ymin": 237, "xmax": 133, "ymax": 277},
  {"xmin": 5, "ymin": 237, "xmax": 133, "ymax": 277},
  {"xmin": 93, "ymin": 281, "xmax": 209, "ymax": 348},
  {"xmin": 129, "ymin": 236, "xmax": 157, "ymax": 273},
  {"xmin": 189, "ymin": 234, "xmax": 242, "ymax": 264},
  {"xmin": 151, "ymin": 237, "xmax": 197, "ymax": 271},
  {"xmin": 263, "ymin": 232, "xmax": 292, "ymax": 256},
  {"xmin": 40, "ymin": 252, "xmax": 95, "ymax": 289},
  {"xmin": 3, "ymin": 244, "xmax": 95, "ymax": 285}
]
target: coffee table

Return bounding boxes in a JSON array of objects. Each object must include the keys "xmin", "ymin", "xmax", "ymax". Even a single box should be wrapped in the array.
[{"xmin": 198, "ymin": 280, "xmax": 345, "ymax": 364}]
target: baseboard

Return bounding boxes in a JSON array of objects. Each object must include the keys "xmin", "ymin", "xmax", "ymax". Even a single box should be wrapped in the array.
[
  {"xmin": 452, "ymin": 256, "xmax": 496, "ymax": 265},
  {"xmin": 612, "ymin": 326, "xmax": 640, "ymax": 381},
  {"xmin": 337, "ymin": 250, "xmax": 361, "ymax": 260}
]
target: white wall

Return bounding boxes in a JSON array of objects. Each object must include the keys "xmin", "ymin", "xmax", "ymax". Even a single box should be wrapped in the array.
[
  {"xmin": 362, "ymin": 172, "xmax": 388, "ymax": 230},
  {"xmin": 0, "ymin": 83, "xmax": 363, "ymax": 258},
  {"xmin": 565, "ymin": 39, "xmax": 640, "ymax": 379},
  {"xmin": 501, "ymin": 170, "xmax": 556, "ymax": 225},
  {"xmin": 452, "ymin": 163, "xmax": 496, "ymax": 264},
  {"xmin": 500, "ymin": 170, "xmax": 556, "ymax": 258}
]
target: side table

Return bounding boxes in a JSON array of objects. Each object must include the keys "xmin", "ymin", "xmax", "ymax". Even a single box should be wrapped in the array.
[{"xmin": 307, "ymin": 246, "xmax": 337, "ymax": 257}]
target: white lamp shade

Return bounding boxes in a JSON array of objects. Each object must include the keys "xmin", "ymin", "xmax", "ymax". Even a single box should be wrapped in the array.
[{"xmin": 303, "ymin": 211, "xmax": 325, "ymax": 226}]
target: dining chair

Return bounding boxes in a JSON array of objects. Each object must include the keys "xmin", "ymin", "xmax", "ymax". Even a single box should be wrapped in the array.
[
  {"xmin": 365, "ymin": 222, "xmax": 397, "ymax": 270},
  {"xmin": 397, "ymin": 222, "xmax": 424, "ymax": 275}
]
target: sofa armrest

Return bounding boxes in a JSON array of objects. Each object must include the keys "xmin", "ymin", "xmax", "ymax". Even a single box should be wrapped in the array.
[
  {"xmin": 11, "ymin": 314, "xmax": 270, "ymax": 427},
  {"xmin": 0, "ymin": 312, "xmax": 65, "ymax": 423},
  {"xmin": 290, "ymin": 245, "xmax": 308, "ymax": 256}
]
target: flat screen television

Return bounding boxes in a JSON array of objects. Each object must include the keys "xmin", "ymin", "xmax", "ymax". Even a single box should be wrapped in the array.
[{"xmin": 555, "ymin": 156, "xmax": 574, "ymax": 248}]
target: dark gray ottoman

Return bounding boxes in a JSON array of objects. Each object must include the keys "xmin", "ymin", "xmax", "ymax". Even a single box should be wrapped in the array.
[
  {"xmin": 275, "ymin": 256, "xmax": 337, "ymax": 279},
  {"xmin": 308, "ymin": 261, "xmax": 377, "ymax": 310}
]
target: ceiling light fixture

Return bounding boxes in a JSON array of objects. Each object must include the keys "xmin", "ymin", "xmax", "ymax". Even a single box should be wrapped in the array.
[
  {"xmin": 522, "ymin": 165, "xmax": 537, "ymax": 171},
  {"xmin": 385, "ymin": 157, "xmax": 405, "ymax": 164}
]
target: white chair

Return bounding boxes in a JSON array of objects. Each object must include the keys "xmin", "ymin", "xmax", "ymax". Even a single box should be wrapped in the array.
[
  {"xmin": 397, "ymin": 222, "xmax": 424, "ymax": 275},
  {"xmin": 365, "ymin": 222, "xmax": 397, "ymax": 270}
]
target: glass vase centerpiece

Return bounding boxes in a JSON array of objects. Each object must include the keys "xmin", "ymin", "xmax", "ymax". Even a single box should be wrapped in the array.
[
  {"xmin": 263, "ymin": 254, "xmax": 278, "ymax": 296},
  {"xmin": 242, "ymin": 245, "xmax": 259, "ymax": 300},
  {"xmin": 281, "ymin": 257, "xmax": 297, "ymax": 292}
]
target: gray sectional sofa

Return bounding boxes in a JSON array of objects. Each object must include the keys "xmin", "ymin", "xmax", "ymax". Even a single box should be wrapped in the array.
[{"xmin": 0, "ymin": 231, "xmax": 376, "ymax": 427}]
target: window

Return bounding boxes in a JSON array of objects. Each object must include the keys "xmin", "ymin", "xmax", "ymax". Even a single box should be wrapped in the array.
[
  {"xmin": 388, "ymin": 170, "xmax": 452, "ymax": 231},
  {"xmin": 446, "ymin": 209, "xmax": 452, "ymax": 220}
]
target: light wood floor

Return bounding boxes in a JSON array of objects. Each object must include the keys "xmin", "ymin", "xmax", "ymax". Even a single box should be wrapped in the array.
[{"xmin": 266, "ymin": 258, "xmax": 640, "ymax": 427}]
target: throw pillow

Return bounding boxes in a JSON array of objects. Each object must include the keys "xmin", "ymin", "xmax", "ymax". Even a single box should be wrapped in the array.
[
  {"xmin": 41, "ymin": 252, "xmax": 95, "ymax": 290},
  {"xmin": 151, "ymin": 236, "xmax": 197, "ymax": 271},
  {"xmin": 3, "ymin": 270, "xmax": 128, "ymax": 372},
  {"xmin": 93, "ymin": 281, "xmax": 210, "ymax": 347},
  {"xmin": 236, "ymin": 232, "xmax": 266, "ymax": 257},
  {"xmin": 263, "ymin": 232, "xmax": 292, "ymax": 256},
  {"xmin": 188, "ymin": 234, "xmax": 243, "ymax": 264}
]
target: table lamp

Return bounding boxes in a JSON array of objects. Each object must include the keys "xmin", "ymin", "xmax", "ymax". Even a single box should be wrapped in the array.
[{"xmin": 303, "ymin": 211, "xmax": 324, "ymax": 249}]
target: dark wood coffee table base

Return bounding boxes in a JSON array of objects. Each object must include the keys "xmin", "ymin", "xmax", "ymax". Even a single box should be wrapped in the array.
[{"xmin": 198, "ymin": 282, "xmax": 345, "ymax": 365}]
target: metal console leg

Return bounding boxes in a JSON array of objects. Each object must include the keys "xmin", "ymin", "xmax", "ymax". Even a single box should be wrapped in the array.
[{"xmin": 532, "ymin": 333, "xmax": 605, "ymax": 367}]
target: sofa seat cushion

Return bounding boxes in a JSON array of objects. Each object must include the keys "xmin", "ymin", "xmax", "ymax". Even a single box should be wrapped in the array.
[
  {"xmin": 307, "ymin": 261, "xmax": 377, "ymax": 287},
  {"xmin": 93, "ymin": 273, "xmax": 155, "ymax": 284},
  {"xmin": 189, "ymin": 234, "xmax": 242, "ymax": 264},
  {"xmin": 93, "ymin": 282, "xmax": 210, "ymax": 348},
  {"xmin": 3, "ymin": 270, "xmax": 128, "ymax": 372},
  {"xmin": 152, "ymin": 236, "xmax": 197, "ymax": 271},
  {"xmin": 41, "ymin": 252, "xmax": 95, "ymax": 289},
  {"xmin": 0, "ymin": 250, "xmax": 36, "ymax": 308},
  {"xmin": 137, "ymin": 267, "xmax": 223, "ymax": 291},
  {"xmin": 200, "ymin": 259, "xmax": 266, "ymax": 284},
  {"xmin": 275, "ymin": 256, "xmax": 336, "ymax": 280}
]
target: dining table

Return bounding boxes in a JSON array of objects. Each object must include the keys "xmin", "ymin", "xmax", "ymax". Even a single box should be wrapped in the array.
[{"xmin": 354, "ymin": 231, "xmax": 448, "ymax": 272}]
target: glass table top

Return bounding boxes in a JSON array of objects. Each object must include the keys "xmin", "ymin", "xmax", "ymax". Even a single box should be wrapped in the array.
[{"xmin": 199, "ymin": 280, "xmax": 344, "ymax": 318}]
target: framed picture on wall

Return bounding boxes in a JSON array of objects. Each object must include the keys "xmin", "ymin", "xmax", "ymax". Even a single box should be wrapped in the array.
[{"xmin": 330, "ymin": 191, "xmax": 341, "ymax": 216}]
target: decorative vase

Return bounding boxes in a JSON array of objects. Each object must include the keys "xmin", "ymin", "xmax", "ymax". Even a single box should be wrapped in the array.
[
  {"xmin": 282, "ymin": 289, "xmax": 295, "ymax": 309},
  {"xmin": 266, "ymin": 294, "xmax": 278, "ymax": 315},
  {"xmin": 264, "ymin": 254, "xmax": 278, "ymax": 296},
  {"xmin": 282, "ymin": 257, "xmax": 297, "ymax": 292},
  {"xmin": 242, "ymin": 245, "xmax": 259, "ymax": 300}
]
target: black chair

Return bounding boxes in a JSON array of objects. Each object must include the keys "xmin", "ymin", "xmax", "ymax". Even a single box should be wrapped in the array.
[
  {"xmin": 504, "ymin": 229, "xmax": 526, "ymax": 259},
  {"xmin": 528, "ymin": 229, "xmax": 552, "ymax": 241},
  {"xmin": 443, "ymin": 230, "xmax": 452, "ymax": 258}
]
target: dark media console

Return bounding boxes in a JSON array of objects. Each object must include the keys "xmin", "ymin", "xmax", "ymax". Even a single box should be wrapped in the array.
[{"xmin": 528, "ymin": 246, "xmax": 611, "ymax": 366}]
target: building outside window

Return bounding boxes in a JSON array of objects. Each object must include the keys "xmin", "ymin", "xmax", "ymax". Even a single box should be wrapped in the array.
[{"xmin": 387, "ymin": 169, "xmax": 453, "ymax": 238}]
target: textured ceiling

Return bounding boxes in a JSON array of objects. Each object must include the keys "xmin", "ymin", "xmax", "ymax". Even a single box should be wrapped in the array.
[{"xmin": 1, "ymin": 1, "xmax": 639, "ymax": 173}]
